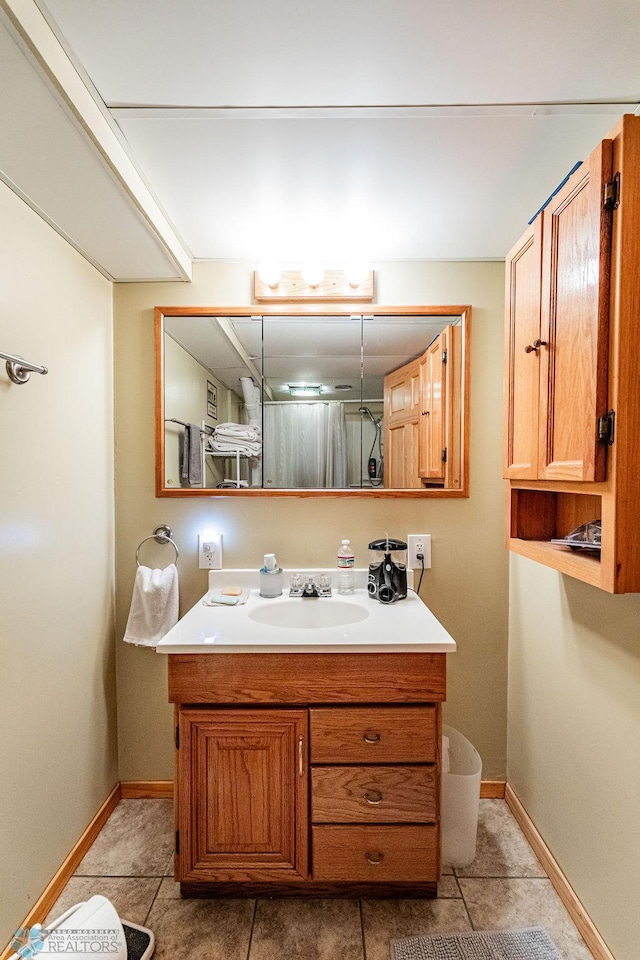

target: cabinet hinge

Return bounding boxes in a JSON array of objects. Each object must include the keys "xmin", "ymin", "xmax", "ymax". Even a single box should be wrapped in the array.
[
  {"xmin": 603, "ymin": 172, "xmax": 620, "ymax": 211},
  {"xmin": 175, "ymin": 724, "xmax": 180, "ymax": 749},
  {"xmin": 441, "ymin": 448, "xmax": 448, "ymax": 463},
  {"xmin": 442, "ymin": 350, "xmax": 448, "ymax": 363},
  {"xmin": 175, "ymin": 829, "xmax": 180, "ymax": 855},
  {"xmin": 597, "ymin": 410, "xmax": 615, "ymax": 445}
]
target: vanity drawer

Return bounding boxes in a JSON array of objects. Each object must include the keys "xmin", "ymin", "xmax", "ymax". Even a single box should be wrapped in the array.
[
  {"xmin": 311, "ymin": 765, "xmax": 437, "ymax": 823},
  {"xmin": 312, "ymin": 825, "xmax": 438, "ymax": 881},
  {"xmin": 310, "ymin": 706, "xmax": 437, "ymax": 763}
]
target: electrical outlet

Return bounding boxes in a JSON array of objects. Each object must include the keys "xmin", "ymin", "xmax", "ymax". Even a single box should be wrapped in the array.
[
  {"xmin": 198, "ymin": 533, "xmax": 222, "ymax": 569},
  {"xmin": 408, "ymin": 534, "xmax": 431, "ymax": 570}
]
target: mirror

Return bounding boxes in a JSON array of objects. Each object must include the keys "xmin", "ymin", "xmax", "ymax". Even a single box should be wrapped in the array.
[{"xmin": 155, "ymin": 306, "xmax": 469, "ymax": 496}]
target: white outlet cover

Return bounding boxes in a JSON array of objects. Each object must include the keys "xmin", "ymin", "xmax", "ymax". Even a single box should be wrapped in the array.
[
  {"xmin": 198, "ymin": 533, "xmax": 222, "ymax": 569},
  {"xmin": 408, "ymin": 534, "xmax": 431, "ymax": 570}
]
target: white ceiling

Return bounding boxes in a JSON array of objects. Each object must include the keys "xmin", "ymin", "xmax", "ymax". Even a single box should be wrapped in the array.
[{"xmin": 2, "ymin": 0, "xmax": 640, "ymax": 276}]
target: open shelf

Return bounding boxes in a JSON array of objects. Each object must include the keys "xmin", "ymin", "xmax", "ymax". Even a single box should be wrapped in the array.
[{"xmin": 508, "ymin": 489, "xmax": 604, "ymax": 588}]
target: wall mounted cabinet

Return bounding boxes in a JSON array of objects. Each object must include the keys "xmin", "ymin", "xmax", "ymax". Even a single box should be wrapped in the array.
[
  {"xmin": 504, "ymin": 114, "xmax": 640, "ymax": 592},
  {"xmin": 384, "ymin": 325, "xmax": 462, "ymax": 490}
]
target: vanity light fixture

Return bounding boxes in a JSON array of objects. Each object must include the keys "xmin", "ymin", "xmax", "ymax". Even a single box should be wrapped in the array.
[
  {"xmin": 253, "ymin": 267, "xmax": 375, "ymax": 302},
  {"xmin": 345, "ymin": 259, "xmax": 371, "ymax": 289},
  {"xmin": 289, "ymin": 383, "xmax": 322, "ymax": 397},
  {"xmin": 301, "ymin": 261, "xmax": 325, "ymax": 288},
  {"xmin": 256, "ymin": 260, "xmax": 282, "ymax": 289}
]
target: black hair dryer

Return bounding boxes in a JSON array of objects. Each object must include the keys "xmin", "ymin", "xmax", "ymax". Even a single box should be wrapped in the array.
[{"xmin": 367, "ymin": 538, "xmax": 408, "ymax": 603}]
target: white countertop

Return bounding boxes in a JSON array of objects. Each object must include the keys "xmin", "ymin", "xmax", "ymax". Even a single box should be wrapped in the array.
[{"xmin": 156, "ymin": 569, "xmax": 456, "ymax": 655}]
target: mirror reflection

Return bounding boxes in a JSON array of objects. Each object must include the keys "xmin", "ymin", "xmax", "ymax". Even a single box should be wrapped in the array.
[{"xmin": 160, "ymin": 310, "xmax": 467, "ymax": 494}]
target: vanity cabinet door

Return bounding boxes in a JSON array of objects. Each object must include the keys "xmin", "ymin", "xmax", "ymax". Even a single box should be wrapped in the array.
[{"xmin": 176, "ymin": 708, "xmax": 308, "ymax": 883}]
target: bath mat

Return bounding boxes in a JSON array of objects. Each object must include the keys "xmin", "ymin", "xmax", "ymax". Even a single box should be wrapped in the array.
[{"xmin": 391, "ymin": 926, "xmax": 563, "ymax": 960}]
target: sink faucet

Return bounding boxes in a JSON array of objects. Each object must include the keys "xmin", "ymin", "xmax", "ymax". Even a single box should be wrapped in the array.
[{"xmin": 289, "ymin": 574, "xmax": 332, "ymax": 598}]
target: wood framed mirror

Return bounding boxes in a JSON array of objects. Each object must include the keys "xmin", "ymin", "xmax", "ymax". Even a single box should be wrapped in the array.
[{"xmin": 155, "ymin": 304, "xmax": 470, "ymax": 497}]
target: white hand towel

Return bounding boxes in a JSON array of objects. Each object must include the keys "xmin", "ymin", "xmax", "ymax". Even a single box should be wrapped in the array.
[{"xmin": 123, "ymin": 563, "xmax": 179, "ymax": 647}]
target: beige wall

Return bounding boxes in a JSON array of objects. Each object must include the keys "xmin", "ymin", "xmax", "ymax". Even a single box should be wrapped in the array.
[
  {"xmin": 508, "ymin": 555, "xmax": 640, "ymax": 960},
  {"xmin": 0, "ymin": 184, "xmax": 117, "ymax": 946},
  {"xmin": 114, "ymin": 259, "xmax": 508, "ymax": 781}
]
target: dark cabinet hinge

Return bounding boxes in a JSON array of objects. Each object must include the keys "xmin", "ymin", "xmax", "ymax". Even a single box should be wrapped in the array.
[
  {"xmin": 175, "ymin": 725, "xmax": 180, "ymax": 749},
  {"xmin": 597, "ymin": 410, "xmax": 615, "ymax": 445},
  {"xmin": 441, "ymin": 448, "xmax": 448, "ymax": 463},
  {"xmin": 175, "ymin": 829, "xmax": 180, "ymax": 855},
  {"xmin": 442, "ymin": 350, "xmax": 448, "ymax": 363},
  {"xmin": 603, "ymin": 172, "xmax": 620, "ymax": 211}
]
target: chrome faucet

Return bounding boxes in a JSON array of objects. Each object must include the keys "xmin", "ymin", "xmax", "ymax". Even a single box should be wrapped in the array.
[{"xmin": 289, "ymin": 574, "xmax": 332, "ymax": 598}]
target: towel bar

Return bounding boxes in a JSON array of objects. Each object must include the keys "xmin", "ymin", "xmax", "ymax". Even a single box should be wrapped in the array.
[
  {"xmin": 136, "ymin": 525, "xmax": 179, "ymax": 567},
  {"xmin": 0, "ymin": 349, "xmax": 48, "ymax": 384}
]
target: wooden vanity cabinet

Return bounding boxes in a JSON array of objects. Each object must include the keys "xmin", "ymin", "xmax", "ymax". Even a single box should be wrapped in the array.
[
  {"xmin": 504, "ymin": 114, "xmax": 640, "ymax": 593},
  {"xmin": 169, "ymin": 652, "xmax": 446, "ymax": 897},
  {"xmin": 176, "ymin": 708, "xmax": 308, "ymax": 884}
]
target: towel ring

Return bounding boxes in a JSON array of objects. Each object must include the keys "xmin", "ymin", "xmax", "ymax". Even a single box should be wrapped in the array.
[{"xmin": 136, "ymin": 525, "xmax": 179, "ymax": 567}]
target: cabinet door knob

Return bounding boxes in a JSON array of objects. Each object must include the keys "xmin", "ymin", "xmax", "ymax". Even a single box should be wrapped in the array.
[
  {"xmin": 524, "ymin": 340, "xmax": 547, "ymax": 354},
  {"xmin": 364, "ymin": 789, "xmax": 383, "ymax": 805},
  {"xmin": 363, "ymin": 731, "xmax": 381, "ymax": 743},
  {"xmin": 365, "ymin": 851, "xmax": 385, "ymax": 864}
]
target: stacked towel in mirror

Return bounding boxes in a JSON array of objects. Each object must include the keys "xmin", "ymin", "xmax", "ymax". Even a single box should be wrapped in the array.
[{"xmin": 208, "ymin": 422, "xmax": 262, "ymax": 457}]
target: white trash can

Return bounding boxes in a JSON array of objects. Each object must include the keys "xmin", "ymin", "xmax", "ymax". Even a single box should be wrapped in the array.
[{"xmin": 441, "ymin": 724, "xmax": 482, "ymax": 867}]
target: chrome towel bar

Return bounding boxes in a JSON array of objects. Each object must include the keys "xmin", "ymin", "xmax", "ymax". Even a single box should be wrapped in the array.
[{"xmin": 1, "ymin": 350, "xmax": 48, "ymax": 384}]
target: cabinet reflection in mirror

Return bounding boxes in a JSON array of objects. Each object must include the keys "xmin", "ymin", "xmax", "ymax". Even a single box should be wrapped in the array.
[{"xmin": 155, "ymin": 306, "xmax": 470, "ymax": 497}]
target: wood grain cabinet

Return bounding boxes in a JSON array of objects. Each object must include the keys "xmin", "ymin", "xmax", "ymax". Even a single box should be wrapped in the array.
[
  {"xmin": 176, "ymin": 708, "xmax": 308, "ymax": 884},
  {"xmin": 418, "ymin": 334, "xmax": 447, "ymax": 482},
  {"xmin": 170, "ymin": 652, "xmax": 446, "ymax": 897},
  {"xmin": 384, "ymin": 359, "xmax": 422, "ymax": 489},
  {"xmin": 504, "ymin": 114, "xmax": 640, "ymax": 593},
  {"xmin": 384, "ymin": 328, "xmax": 461, "ymax": 489}
]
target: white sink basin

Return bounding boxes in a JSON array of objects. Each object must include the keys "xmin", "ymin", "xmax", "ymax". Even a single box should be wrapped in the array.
[{"xmin": 248, "ymin": 599, "xmax": 370, "ymax": 630}]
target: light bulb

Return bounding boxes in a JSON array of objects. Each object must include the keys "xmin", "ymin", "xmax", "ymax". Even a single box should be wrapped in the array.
[
  {"xmin": 346, "ymin": 259, "xmax": 370, "ymax": 288},
  {"xmin": 302, "ymin": 261, "xmax": 325, "ymax": 288},
  {"xmin": 257, "ymin": 260, "xmax": 282, "ymax": 288}
]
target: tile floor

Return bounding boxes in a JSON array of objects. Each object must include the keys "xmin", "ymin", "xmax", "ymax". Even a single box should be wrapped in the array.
[{"xmin": 45, "ymin": 798, "xmax": 594, "ymax": 960}]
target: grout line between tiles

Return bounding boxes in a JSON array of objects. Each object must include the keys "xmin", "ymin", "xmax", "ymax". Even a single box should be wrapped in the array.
[
  {"xmin": 457, "ymin": 875, "xmax": 476, "ymax": 931},
  {"xmin": 359, "ymin": 899, "xmax": 368, "ymax": 960},
  {"xmin": 143, "ymin": 877, "xmax": 163, "ymax": 928},
  {"xmin": 245, "ymin": 899, "xmax": 258, "ymax": 960}
]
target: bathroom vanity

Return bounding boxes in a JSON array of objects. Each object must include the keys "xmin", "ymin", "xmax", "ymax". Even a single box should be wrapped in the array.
[{"xmin": 157, "ymin": 571, "xmax": 455, "ymax": 897}]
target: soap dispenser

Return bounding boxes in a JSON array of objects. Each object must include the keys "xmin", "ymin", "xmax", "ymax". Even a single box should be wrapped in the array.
[{"xmin": 260, "ymin": 553, "xmax": 284, "ymax": 598}]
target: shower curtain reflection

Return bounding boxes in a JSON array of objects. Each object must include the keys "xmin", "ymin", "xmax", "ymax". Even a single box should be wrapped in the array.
[{"xmin": 262, "ymin": 402, "xmax": 347, "ymax": 488}]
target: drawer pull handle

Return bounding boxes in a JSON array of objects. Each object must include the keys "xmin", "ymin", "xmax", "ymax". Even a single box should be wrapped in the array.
[
  {"xmin": 363, "ymin": 731, "xmax": 381, "ymax": 743},
  {"xmin": 364, "ymin": 790, "xmax": 383, "ymax": 805},
  {"xmin": 365, "ymin": 851, "xmax": 385, "ymax": 865}
]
